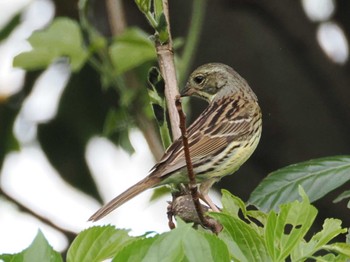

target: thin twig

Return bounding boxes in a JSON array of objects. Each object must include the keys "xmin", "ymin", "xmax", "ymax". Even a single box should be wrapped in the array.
[
  {"xmin": 175, "ymin": 97, "xmax": 219, "ymax": 233},
  {"xmin": 155, "ymin": 0, "xmax": 181, "ymax": 140},
  {"xmin": 0, "ymin": 187, "xmax": 77, "ymax": 242}
]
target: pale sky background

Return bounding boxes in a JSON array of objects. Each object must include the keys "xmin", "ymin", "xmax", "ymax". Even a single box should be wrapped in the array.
[{"xmin": 0, "ymin": 0, "xmax": 348, "ymax": 254}]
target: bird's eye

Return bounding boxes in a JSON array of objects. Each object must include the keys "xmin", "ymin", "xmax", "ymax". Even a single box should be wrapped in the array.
[{"xmin": 193, "ymin": 75, "xmax": 205, "ymax": 85}]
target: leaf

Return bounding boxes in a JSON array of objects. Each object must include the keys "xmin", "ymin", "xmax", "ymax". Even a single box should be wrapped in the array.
[
  {"xmin": 210, "ymin": 213, "xmax": 270, "ymax": 262},
  {"xmin": 109, "ymin": 28, "xmax": 156, "ymax": 75},
  {"xmin": 149, "ymin": 186, "xmax": 171, "ymax": 201},
  {"xmin": 112, "ymin": 237, "xmax": 158, "ymax": 262},
  {"xmin": 264, "ymin": 187, "xmax": 317, "ymax": 261},
  {"xmin": 324, "ymin": 243, "xmax": 350, "ymax": 257},
  {"xmin": 0, "ymin": 230, "xmax": 62, "ymax": 262},
  {"xmin": 333, "ymin": 190, "xmax": 350, "ymax": 204},
  {"xmin": 67, "ymin": 226, "xmax": 135, "ymax": 262},
  {"xmin": 249, "ymin": 155, "xmax": 350, "ymax": 212},
  {"xmin": 291, "ymin": 218, "xmax": 348, "ymax": 260},
  {"xmin": 103, "ymin": 108, "xmax": 135, "ymax": 154},
  {"xmin": 221, "ymin": 190, "xmax": 267, "ymax": 236},
  {"xmin": 114, "ymin": 221, "xmax": 230, "ymax": 262},
  {"xmin": 13, "ymin": 18, "xmax": 87, "ymax": 71},
  {"xmin": 134, "ymin": 0, "xmax": 151, "ymax": 13}
]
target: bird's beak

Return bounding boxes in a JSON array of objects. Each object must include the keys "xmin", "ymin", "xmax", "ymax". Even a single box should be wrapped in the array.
[{"xmin": 180, "ymin": 85, "xmax": 195, "ymax": 97}]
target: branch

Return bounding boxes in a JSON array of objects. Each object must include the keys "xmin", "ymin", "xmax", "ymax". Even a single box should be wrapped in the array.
[
  {"xmin": 0, "ymin": 187, "xmax": 77, "ymax": 242},
  {"xmin": 155, "ymin": 0, "xmax": 181, "ymax": 140},
  {"xmin": 105, "ymin": 0, "xmax": 164, "ymax": 160},
  {"xmin": 175, "ymin": 97, "xmax": 221, "ymax": 233}
]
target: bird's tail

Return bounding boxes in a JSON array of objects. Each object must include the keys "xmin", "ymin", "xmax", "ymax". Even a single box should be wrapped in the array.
[{"xmin": 88, "ymin": 176, "xmax": 160, "ymax": 221}]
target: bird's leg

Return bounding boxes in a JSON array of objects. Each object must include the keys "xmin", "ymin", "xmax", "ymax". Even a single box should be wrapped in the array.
[
  {"xmin": 199, "ymin": 179, "xmax": 221, "ymax": 212},
  {"xmin": 199, "ymin": 193, "xmax": 221, "ymax": 212}
]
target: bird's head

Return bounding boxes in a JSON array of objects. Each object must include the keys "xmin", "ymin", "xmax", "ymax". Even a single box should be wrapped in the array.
[{"xmin": 181, "ymin": 63, "xmax": 256, "ymax": 102}]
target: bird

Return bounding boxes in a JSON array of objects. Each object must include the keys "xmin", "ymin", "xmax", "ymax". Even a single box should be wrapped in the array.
[{"xmin": 89, "ymin": 63, "xmax": 262, "ymax": 221}]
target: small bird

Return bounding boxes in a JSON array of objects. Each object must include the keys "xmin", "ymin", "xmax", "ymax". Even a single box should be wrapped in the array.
[{"xmin": 89, "ymin": 63, "xmax": 262, "ymax": 221}]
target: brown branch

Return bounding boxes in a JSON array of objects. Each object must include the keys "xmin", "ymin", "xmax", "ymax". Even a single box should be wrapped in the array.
[
  {"xmin": 0, "ymin": 187, "xmax": 77, "ymax": 242},
  {"xmin": 155, "ymin": 0, "xmax": 181, "ymax": 140},
  {"xmin": 105, "ymin": 0, "xmax": 126, "ymax": 36},
  {"xmin": 175, "ymin": 97, "xmax": 220, "ymax": 233},
  {"xmin": 105, "ymin": 0, "xmax": 164, "ymax": 160}
]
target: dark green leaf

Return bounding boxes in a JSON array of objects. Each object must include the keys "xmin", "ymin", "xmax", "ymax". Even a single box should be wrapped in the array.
[
  {"xmin": 13, "ymin": 18, "xmax": 87, "ymax": 71},
  {"xmin": 0, "ymin": 13, "xmax": 20, "ymax": 42},
  {"xmin": 147, "ymin": 67, "xmax": 165, "ymax": 95},
  {"xmin": 249, "ymin": 155, "xmax": 350, "ymax": 212},
  {"xmin": 152, "ymin": 104, "xmax": 165, "ymax": 124},
  {"xmin": 156, "ymin": 13, "xmax": 169, "ymax": 43},
  {"xmin": 0, "ymin": 230, "xmax": 62, "ymax": 262},
  {"xmin": 67, "ymin": 226, "xmax": 135, "ymax": 262},
  {"xmin": 110, "ymin": 28, "xmax": 156, "ymax": 74}
]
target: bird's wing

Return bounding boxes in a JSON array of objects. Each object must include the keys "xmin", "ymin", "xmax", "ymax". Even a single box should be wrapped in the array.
[{"xmin": 150, "ymin": 100, "xmax": 257, "ymax": 178}]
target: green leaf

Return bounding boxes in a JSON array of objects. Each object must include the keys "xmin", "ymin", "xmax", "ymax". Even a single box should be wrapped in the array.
[
  {"xmin": 67, "ymin": 226, "xmax": 135, "ymax": 262},
  {"xmin": 324, "ymin": 243, "xmax": 350, "ymax": 258},
  {"xmin": 134, "ymin": 0, "xmax": 151, "ymax": 13},
  {"xmin": 112, "ymin": 237, "xmax": 158, "ymax": 262},
  {"xmin": 0, "ymin": 230, "xmax": 62, "ymax": 262},
  {"xmin": 264, "ymin": 187, "xmax": 317, "ymax": 261},
  {"xmin": 210, "ymin": 213, "xmax": 270, "ymax": 262},
  {"xmin": 153, "ymin": 0, "xmax": 163, "ymax": 21},
  {"xmin": 221, "ymin": 189, "xmax": 246, "ymax": 217},
  {"xmin": 110, "ymin": 27, "xmax": 156, "ymax": 75},
  {"xmin": 156, "ymin": 12, "xmax": 169, "ymax": 43},
  {"xmin": 114, "ymin": 222, "xmax": 230, "ymax": 262},
  {"xmin": 13, "ymin": 18, "xmax": 87, "ymax": 71},
  {"xmin": 221, "ymin": 190, "xmax": 267, "ymax": 236},
  {"xmin": 149, "ymin": 186, "xmax": 171, "ymax": 201},
  {"xmin": 292, "ymin": 218, "xmax": 348, "ymax": 260},
  {"xmin": 249, "ymin": 155, "xmax": 350, "ymax": 212}
]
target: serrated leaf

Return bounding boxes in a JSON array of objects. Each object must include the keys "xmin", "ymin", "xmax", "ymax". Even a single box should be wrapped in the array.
[
  {"xmin": 13, "ymin": 18, "xmax": 87, "ymax": 71},
  {"xmin": 67, "ymin": 226, "xmax": 135, "ymax": 262},
  {"xmin": 110, "ymin": 27, "xmax": 156, "ymax": 74},
  {"xmin": 210, "ymin": 213, "xmax": 270, "ymax": 262},
  {"xmin": 221, "ymin": 190, "xmax": 267, "ymax": 235},
  {"xmin": 112, "ymin": 237, "xmax": 158, "ymax": 262},
  {"xmin": 221, "ymin": 189, "xmax": 246, "ymax": 217},
  {"xmin": 249, "ymin": 155, "xmax": 350, "ymax": 212},
  {"xmin": 114, "ymin": 222, "xmax": 229, "ymax": 262},
  {"xmin": 324, "ymin": 243, "xmax": 350, "ymax": 257},
  {"xmin": 291, "ymin": 218, "xmax": 348, "ymax": 260},
  {"xmin": 265, "ymin": 188, "xmax": 317, "ymax": 261},
  {"xmin": 0, "ymin": 230, "xmax": 62, "ymax": 262}
]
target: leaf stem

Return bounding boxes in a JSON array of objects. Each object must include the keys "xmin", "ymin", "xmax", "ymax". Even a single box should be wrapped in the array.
[{"xmin": 178, "ymin": 0, "xmax": 207, "ymax": 86}]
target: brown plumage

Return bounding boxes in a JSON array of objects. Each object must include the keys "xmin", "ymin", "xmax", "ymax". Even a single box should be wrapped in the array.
[{"xmin": 89, "ymin": 63, "xmax": 262, "ymax": 221}]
